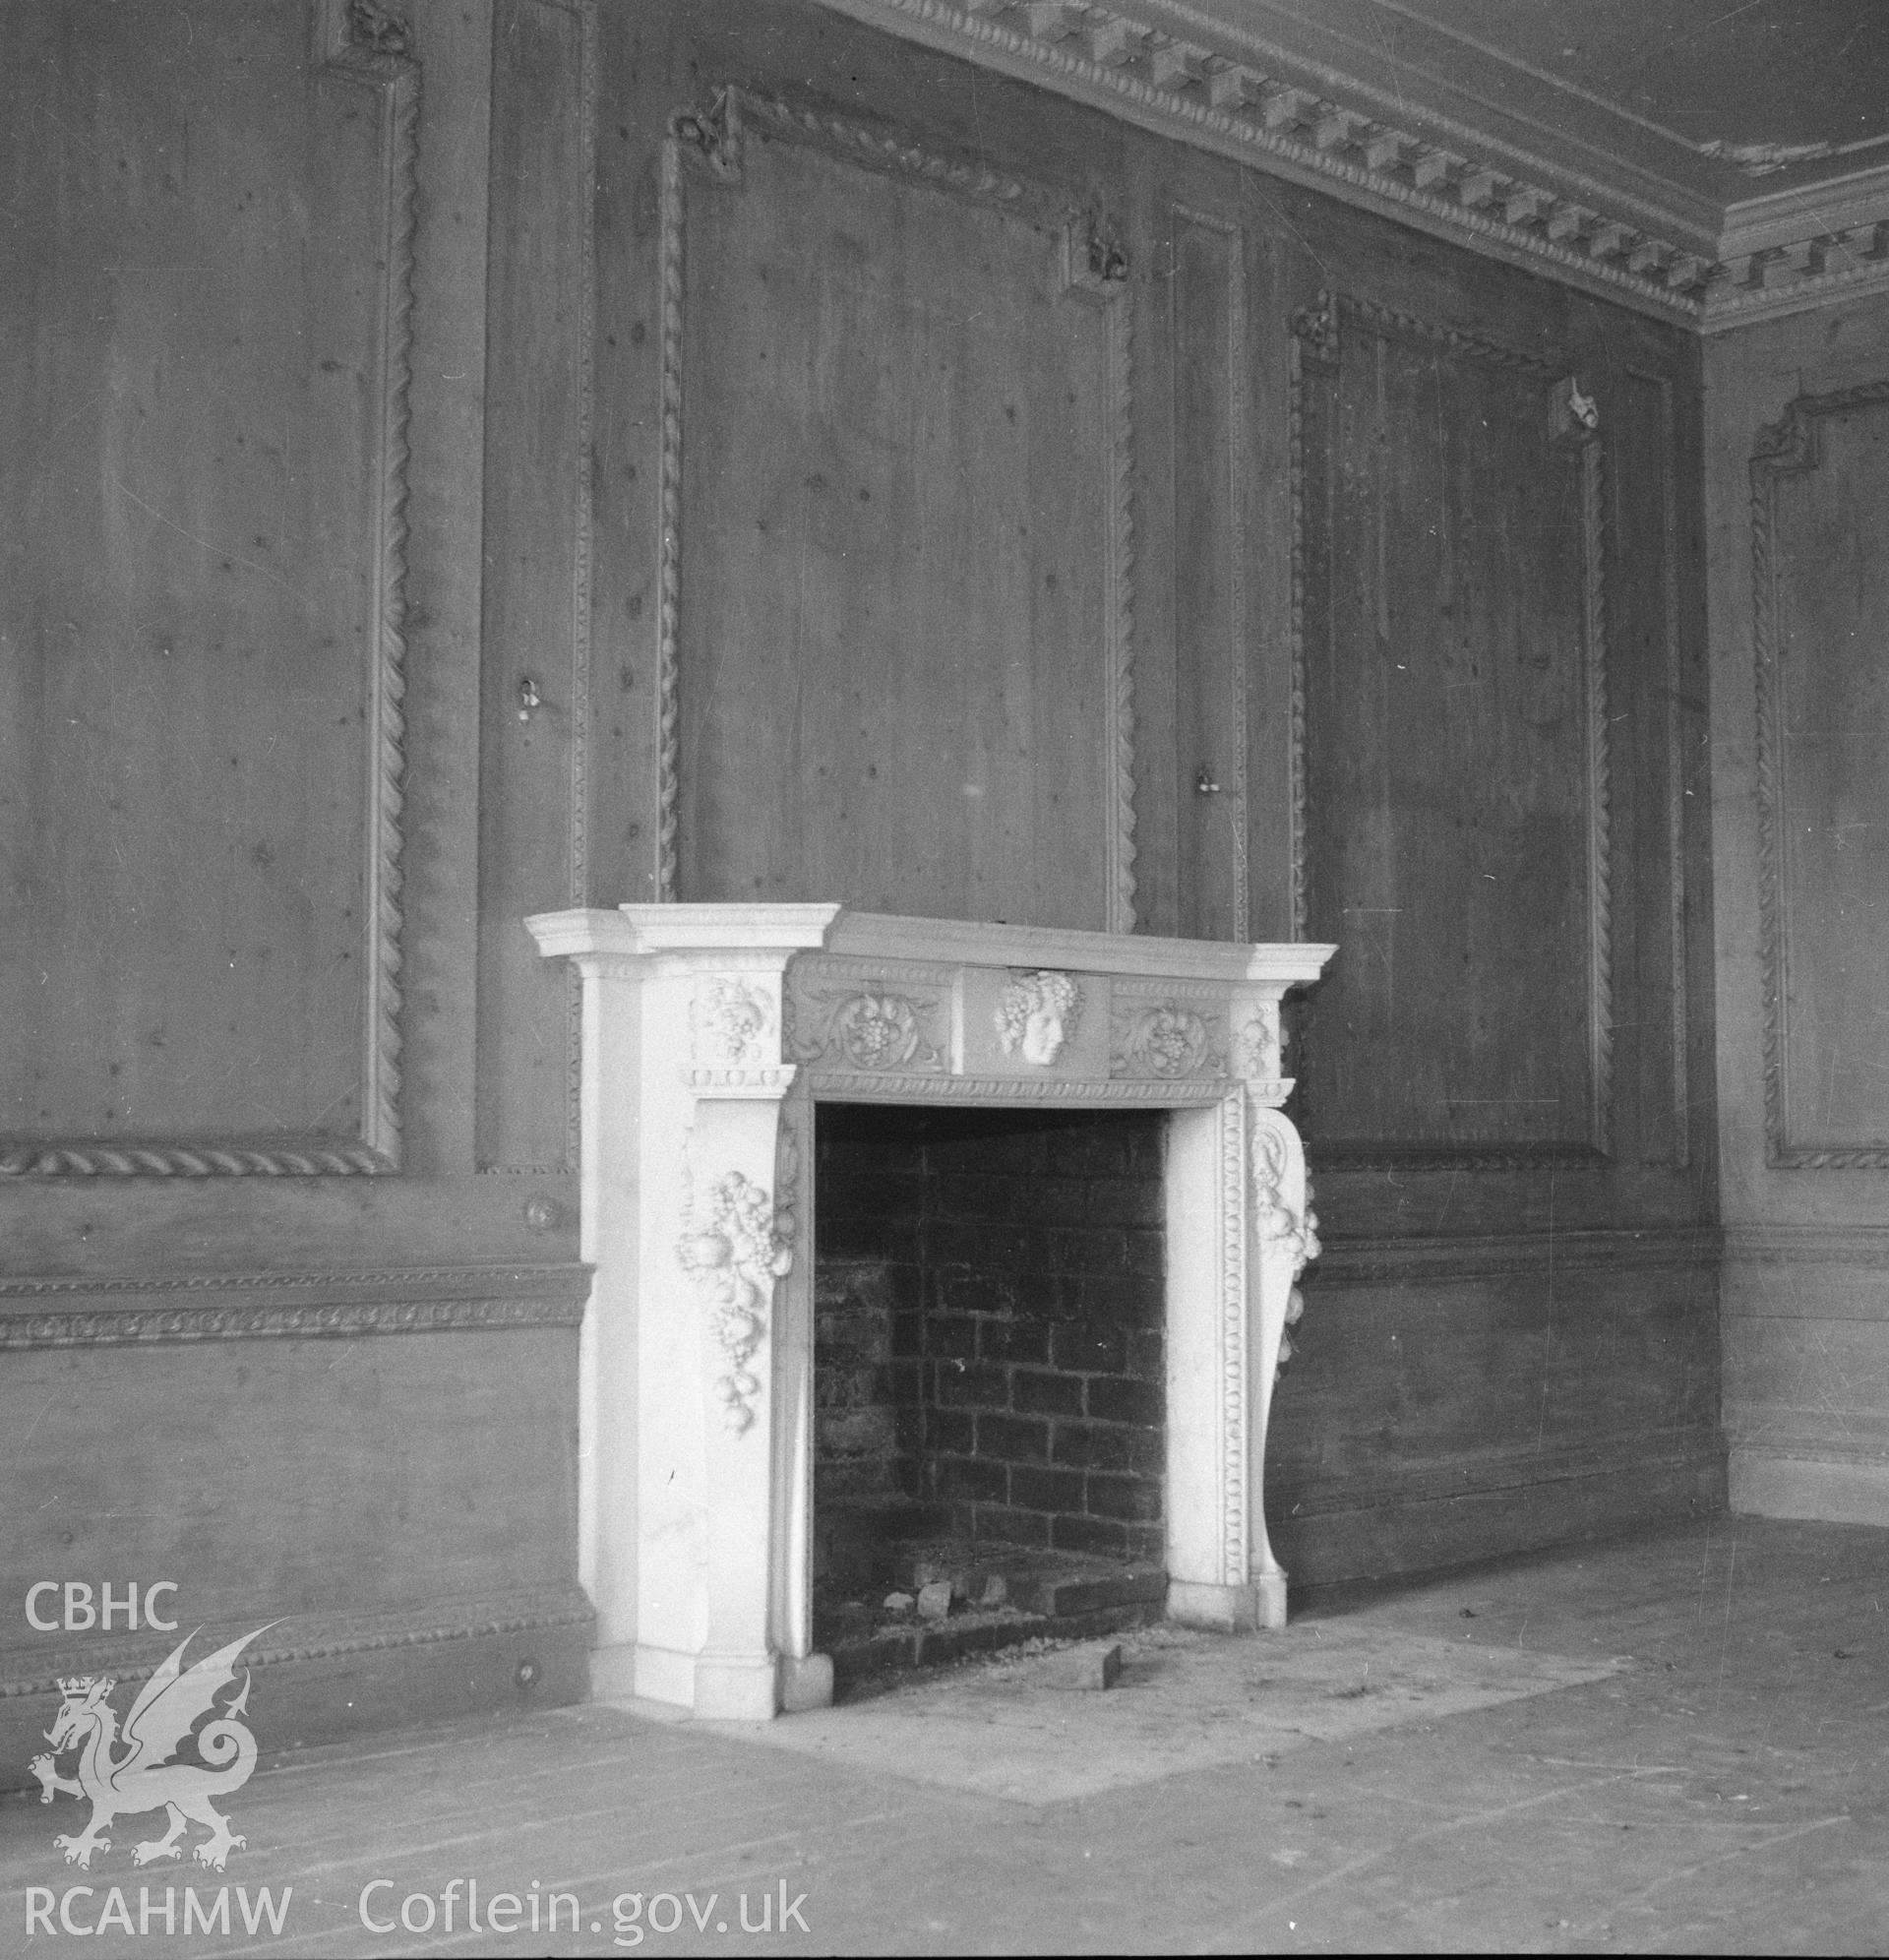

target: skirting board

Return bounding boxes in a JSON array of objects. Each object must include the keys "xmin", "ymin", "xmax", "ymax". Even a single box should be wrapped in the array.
[
  {"xmin": 0, "ymin": 1589, "xmax": 591, "ymax": 1796},
  {"xmin": 1731, "ymin": 1450, "xmax": 1889, "ymax": 1526},
  {"xmin": 1272, "ymin": 1441, "xmax": 1727, "ymax": 1588}
]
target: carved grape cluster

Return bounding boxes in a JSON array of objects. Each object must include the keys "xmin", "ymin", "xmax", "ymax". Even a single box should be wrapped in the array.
[
  {"xmin": 834, "ymin": 993, "xmax": 921, "ymax": 1070},
  {"xmin": 693, "ymin": 979, "xmax": 771, "ymax": 1067},
  {"xmin": 1127, "ymin": 1006, "xmax": 1209, "ymax": 1077},
  {"xmin": 677, "ymin": 1171, "xmax": 794, "ymax": 1434}
]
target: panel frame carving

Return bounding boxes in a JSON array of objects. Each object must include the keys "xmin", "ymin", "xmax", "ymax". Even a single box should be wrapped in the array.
[
  {"xmin": 1623, "ymin": 364, "xmax": 1691, "ymax": 1169},
  {"xmin": 0, "ymin": 1263, "xmax": 588, "ymax": 1350},
  {"xmin": 1288, "ymin": 290, "xmax": 1615, "ymax": 1168},
  {"xmin": 513, "ymin": 0, "xmax": 600, "ymax": 1179},
  {"xmin": 1170, "ymin": 203, "xmax": 1250, "ymax": 941},
  {"xmin": 1750, "ymin": 377, "xmax": 1889, "ymax": 1168},
  {"xmin": 0, "ymin": 0, "xmax": 419, "ymax": 1180},
  {"xmin": 653, "ymin": 87, "xmax": 1138, "ymax": 931}
]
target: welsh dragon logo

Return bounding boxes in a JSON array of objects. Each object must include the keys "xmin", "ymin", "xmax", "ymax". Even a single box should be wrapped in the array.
[{"xmin": 30, "ymin": 1626, "xmax": 271, "ymax": 1871}]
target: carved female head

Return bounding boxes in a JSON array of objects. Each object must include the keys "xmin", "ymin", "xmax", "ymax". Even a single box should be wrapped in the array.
[{"xmin": 995, "ymin": 969, "xmax": 1083, "ymax": 1067}]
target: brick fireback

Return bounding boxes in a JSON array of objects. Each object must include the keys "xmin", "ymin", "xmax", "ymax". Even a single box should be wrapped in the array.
[{"xmin": 814, "ymin": 1103, "xmax": 1166, "ymax": 1564}]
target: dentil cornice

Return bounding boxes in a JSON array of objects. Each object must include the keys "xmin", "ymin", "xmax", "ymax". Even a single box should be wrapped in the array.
[
  {"xmin": 1710, "ymin": 161, "xmax": 1889, "ymax": 333},
  {"xmin": 813, "ymin": 0, "xmax": 1889, "ymax": 334}
]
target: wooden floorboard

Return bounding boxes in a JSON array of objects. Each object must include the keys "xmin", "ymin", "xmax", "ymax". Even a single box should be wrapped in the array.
[{"xmin": 6, "ymin": 1516, "xmax": 1888, "ymax": 1955}]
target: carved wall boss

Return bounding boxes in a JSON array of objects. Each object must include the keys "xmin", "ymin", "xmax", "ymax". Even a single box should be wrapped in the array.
[
  {"xmin": 1551, "ymin": 374, "xmax": 1601, "ymax": 445},
  {"xmin": 676, "ymin": 1170, "xmax": 794, "ymax": 1434},
  {"xmin": 1066, "ymin": 212, "xmax": 1130, "ymax": 294},
  {"xmin": 671, "ymin": 88, "xmax": 742, "ymax": 181},
  {"xmin": 1291, "ymin": 291, "xmax": 1341, "ymax": 370},
  {"xmin": 995, "ymin": 971, "xmax": 1083, "ymax": 1066},
  {"xmin": 1114, "ymin": 1004, "xmax": 1214, "ymax": 1078},
  {"xmin": 692, "ymin": 978, "xmax": 773, "ymax": 1067},
  {"xmin": 344, "ymin": 0, "xmax": 411, "ymax": 59}
]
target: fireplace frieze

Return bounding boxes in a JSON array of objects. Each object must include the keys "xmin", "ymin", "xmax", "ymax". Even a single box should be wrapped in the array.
[
  {"xmin": 788, "ymin": 985, "xmax": 947, "ymax": 1073},
  {"xmin": 1111, "ymin": 1001, "xmax": 1223, "ymax": 1079}
]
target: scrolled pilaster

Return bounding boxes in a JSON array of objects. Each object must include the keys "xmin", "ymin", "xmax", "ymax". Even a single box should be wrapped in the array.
[
  {"xmin": 1250, "ymin": 1103, "xmax": 1320, "ymax": 1278},
  {"xmin": 1246, "ymin": 1101, "xmax": 1317, "ymax": 1624}
]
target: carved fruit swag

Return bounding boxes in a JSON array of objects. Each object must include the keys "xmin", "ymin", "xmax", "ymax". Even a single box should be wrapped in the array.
[{"xmin": 677, "ymin": 1170, "xmax": 794, "ymax": 1434}]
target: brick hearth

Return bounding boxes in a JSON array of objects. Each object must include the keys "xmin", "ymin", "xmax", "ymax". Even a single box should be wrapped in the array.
[{"xmin": 815, "ymin": 1105, "xmax": 1168, "ymax": 1569}]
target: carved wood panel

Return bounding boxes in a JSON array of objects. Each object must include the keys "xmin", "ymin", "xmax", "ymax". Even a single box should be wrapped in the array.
[
  {"xmin": 1170, "ymin": 206, "xmax": 1249, "ymax": 943},
  {"xmin": 1291, "ymin": 292, "xmax": 1611, "ymax": 1165},
  {"xmin": 1752, "ymin": 380, "xmax": 1889, "ymax": 1166},
  {"xmin": 660, "ymin": 92, "xmax": 1135, "ymax": 935},
  {"xmin": 1617, "ymin": 366, "xmax": 1691, "ymax": 1169},
  {"xmin": 0, "ymin": 0, "xmax": 415, "ymax": 1174},
  {"xmin": 473, "ymin": 0, "xmax": 597, "ymax": 1173}
]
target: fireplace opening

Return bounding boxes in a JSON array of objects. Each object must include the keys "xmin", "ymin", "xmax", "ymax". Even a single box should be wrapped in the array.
[{"xmin": 813, "ymin": 1101, "xmax": 1170, "ymax": 1684}]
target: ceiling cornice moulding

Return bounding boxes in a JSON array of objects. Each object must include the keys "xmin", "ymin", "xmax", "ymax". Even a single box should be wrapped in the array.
[
  {"xmin": 1723, "ymin": 161, "xmax": 1889, "ymax": 259},
  {"xmin": 1139, "ymin": 0, "xmax": 1721, "ymax": 244},
  {"xmin": 1701, "ymin": 250, "xmax": 1889, "ymax": 336},
  {"xmin": 1705, "ymin": 160, "xmax": 1889, "ymax": 333},
  {"xmin": 815, "ymin": 0, "xmax": 1889, "ymax": 337},
  {"xmin": 815, "ymin": 0, "xmax": 1709, "ymax": 324}
]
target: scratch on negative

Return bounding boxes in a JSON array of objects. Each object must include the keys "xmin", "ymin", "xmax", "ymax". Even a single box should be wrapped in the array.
[
  {"xmin": 1249, "ymin": 1767, "xmax": 1674, "ymax": 1930},
  {"xmin": 110, "ymin": 477, "xmax": 312, "ymax": 606}
]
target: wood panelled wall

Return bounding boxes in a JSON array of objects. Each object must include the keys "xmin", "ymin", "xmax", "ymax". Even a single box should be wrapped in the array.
[
  {"xmin": 676, "ymin": 112, "xmax": 1127, "ymax": 930},
  {"xmin": 0, "ymin": 0, "xmax": 588, "ymax": 1791},
  {"xmin": 1, "ymin": 1, "xmax": 406, "ymax": 1164},
  {"xmin": 2, "ymin": 0, "xmax": 1722, "ymax": 1776},
  {"xmin": 1708, "ymin": 290, "xmax": 1889, "ymax": 1525},
  {"xmin": 551, "ymin": 0, "xmax": 1721, "ymax": 1588},
  {"xmin": 1295, "ymin": 301, "xmax": 1610, "ymax": 1160}
]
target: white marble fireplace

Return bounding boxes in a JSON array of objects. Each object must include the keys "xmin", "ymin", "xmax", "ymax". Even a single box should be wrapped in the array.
[{"xmin": 529, "ymin": 906, "xmax": 1332, "ymax": 1719}]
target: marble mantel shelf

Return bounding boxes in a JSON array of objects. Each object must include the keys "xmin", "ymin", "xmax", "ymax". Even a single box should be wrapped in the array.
[{"xmin": 528, "ymin": 904, "xmax": 1334, "ymax": 1720}]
